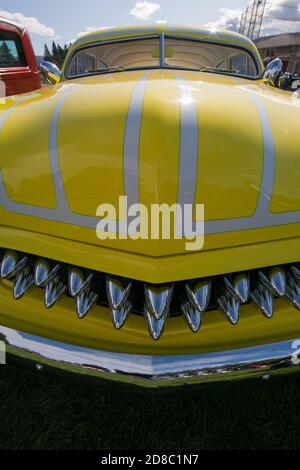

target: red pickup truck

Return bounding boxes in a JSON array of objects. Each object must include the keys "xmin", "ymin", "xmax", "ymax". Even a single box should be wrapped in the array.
[{"xmin": 0, "ymin": 17, "xmax": 41, "ymax": 96}]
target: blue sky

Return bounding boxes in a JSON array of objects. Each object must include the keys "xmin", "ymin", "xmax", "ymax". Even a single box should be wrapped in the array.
[
  {"xmin": 0, "ymin": 0, "xmax": 250, "ymax": 53},
  {"xmin": 1, "ymin": 1, "xmax": 300, "ymax": 54}
]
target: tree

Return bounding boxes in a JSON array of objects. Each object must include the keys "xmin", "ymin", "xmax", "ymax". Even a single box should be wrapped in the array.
[
  {"xmin": 57, "ymin": 44, "xmax": 65, "ymax": 67},
  {"xmin": 0, "ymin": 42, "xmax": 17, "ymax": 65},
  {"xmin": 43, "ymin": 41, "xmax": 71, "ymax": 68},
  {"xmin": 43, "ymin": 44, "xmax": 52, "ymax": 62},
  {"xmin": 51, "ymin": 41, "xmax": 59, "ymax": 64}
]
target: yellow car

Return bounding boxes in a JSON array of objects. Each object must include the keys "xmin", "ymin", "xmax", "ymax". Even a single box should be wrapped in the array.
[{"xmin": 1, "ymin": 24, "xmax": 300, "ymax": 388}]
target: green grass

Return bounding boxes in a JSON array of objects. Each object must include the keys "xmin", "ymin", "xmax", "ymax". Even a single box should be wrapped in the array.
[{"xmin": 1, "ymin": 365, "xmax": 300, "ymax": 449}]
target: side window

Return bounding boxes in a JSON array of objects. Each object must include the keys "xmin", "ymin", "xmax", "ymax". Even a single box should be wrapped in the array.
[
  {"xmin": 69, "ymin": 51, "xmax": 96, "ymax": 76},
  {"xmin": 217, "ymin": 58, "xmax": 227, "ymax": 70},
  {"xmin": 229, "ymin": 54, "xmax": 255, "ymax": 76},
  {"xmin": 0, "ymin": 30, "xmax": 26, "ymax": 67}
]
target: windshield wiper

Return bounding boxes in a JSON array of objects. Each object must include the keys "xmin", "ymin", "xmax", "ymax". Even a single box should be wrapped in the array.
[
  {"xmin": 87, "ymin": 66, "xmax": 125, "ymax": 74},
  {"xmin": 199, "ymin": 66, "xmax": 239, "ymax": 75}
]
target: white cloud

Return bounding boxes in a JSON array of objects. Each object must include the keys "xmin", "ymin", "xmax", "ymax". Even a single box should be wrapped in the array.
[
  {"xmin": 76, "ymin": 26, "xmax": 115, "ymax": 39},
  {"xmin": 130, "ymin": 1, "xmax": 161, "ymax": 20},
  {"xmin": 206, "ymin": 1, "xmax": 300, "ymax": 37},
  {"xmin": 156, "ymin": 19, "xmax": 167, "ymax": 24},
  {"xmin": 205, "ymin": 8, "xmax": 242, "ymax": 32},
  {"xmin": 262, "ymin": 0, "xmax": 300, "ymax": 35},
  {"xmin": 0, "ymin": 10, "xmax": 58, "ymax": 38},
  {"xmin": 259, "ymin": 19, "xmax": 300, "ymax": 36},
  {"xmin": 266, "ymin": 0, "xmax": 300, "ymax": 22}
]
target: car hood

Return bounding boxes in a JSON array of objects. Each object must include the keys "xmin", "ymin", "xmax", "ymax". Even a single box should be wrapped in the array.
[{"xmin": 1, "ymin": 69, "xmax": 300, "ymax": 258}]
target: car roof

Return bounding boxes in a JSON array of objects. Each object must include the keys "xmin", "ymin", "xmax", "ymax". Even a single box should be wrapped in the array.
[
  {"xmin": 0, "ymin": 17, "xmax": 25, "ymax": 32},
  {"xmin": 72, "ymin": 24, "xmax": 255, "ymax": 50}
]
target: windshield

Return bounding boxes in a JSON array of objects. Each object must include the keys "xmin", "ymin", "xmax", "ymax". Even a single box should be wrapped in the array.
[
  {"xmin": 164, "ymin": 37, "xmax": 257, "ymax": 77},
  {"xmin": 66, "ymin": 35, "xmax": 258, "ymax": 79}
]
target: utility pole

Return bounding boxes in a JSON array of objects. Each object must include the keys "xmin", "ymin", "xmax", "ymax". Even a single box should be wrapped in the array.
[{"xmin": 239, "ymin": 0, "xmax": 267, "ymax": 40}]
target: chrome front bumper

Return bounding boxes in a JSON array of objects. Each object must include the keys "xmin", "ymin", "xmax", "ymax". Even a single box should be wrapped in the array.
[{"xmin": 1, "ymin": 325, "xmax": 300, "ymax": 389}]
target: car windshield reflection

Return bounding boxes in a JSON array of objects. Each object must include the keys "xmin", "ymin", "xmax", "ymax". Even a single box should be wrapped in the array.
[{"xmin": 66, "ymin": 35, "xmax": 258, "ymax": 79}]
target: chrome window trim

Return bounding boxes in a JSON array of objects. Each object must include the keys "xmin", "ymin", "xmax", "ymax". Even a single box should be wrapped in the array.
[{"xmin": 64, "ymin": 33, "xmax": 262, "ymax": 81}]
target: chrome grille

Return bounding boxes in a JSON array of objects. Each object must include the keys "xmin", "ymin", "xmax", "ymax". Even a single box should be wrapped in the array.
[{"xmin": 0, "ymin": 248, "xmax": 299, "ymax": 340}]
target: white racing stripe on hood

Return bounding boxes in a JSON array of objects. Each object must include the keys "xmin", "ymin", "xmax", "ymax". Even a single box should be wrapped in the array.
[
  {"xmin": 174, "ymin": 74, "xmax": 300, "ymax": 234},
  {"xmin": 1, "ymin": 76, "xmax": 300, "ymax": 235},
  {"xmin": 124, "ymin": 73, "xmax": 150, "ymax": 209},
  {"xmin": 0, "ymin": 76, "xmax": 150, "ymax": 234},
  {"xmin": 174, "ymin": 73, "xmax": 203, "ymax": 237}
]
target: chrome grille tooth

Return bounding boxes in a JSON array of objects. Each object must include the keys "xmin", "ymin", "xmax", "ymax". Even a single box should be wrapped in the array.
[
  {"xmin": 258, "ymin": 267, "xmax": 286, "ymax": 297},
  {"xmin": 13, "ymin": 267, "xmax": 34, "ymax": 300},
  {"xmin": 257, "ymin": 270, "xmax": 269, "ymax": 289},
  {"xmin": 185, "ymin": 279, "xmax": 211, "ymax": 312},
  {"xmin": 250, "ymin": 283, "xmax": 274, "ymax": 318},
  {"xmin": 68, "ymin": 267, "xmax": 93, "ymax": 297},
  {"xmin": 144, "ymin": 284, "xmax": 173, "ymax": 320},
  {"xmin": 144, "ymin": 303, "xmax": 168, "ymax": 340},
  {"xmin": 111, "ymin": 301, "xmax": 131, "ymax": 329},
  {"xmin": 181, "ymin": 301, "xmax": 202, "ymax": 333},
  {"xmin": 285, "ymin": 274, "xmax": 300, "ymax": 310},
  {"xmin": 224, "ymin": 273, "xmax": 250, "ymax": 304},
  {"xmin": 0, "ymin": 250, "xmax": 28, "ymax": 279},
  {"xmin": 5, "ymin": 244, "xmax": 300, "ymax": 336},
  {"xmin": 106, "ymin": 276, "xmax": 132, "ymax": 310},
  {"xmin": 44, "ymin": 275, "xmax": 67, "ymax": 309},
  {"xmin": 34, "ymin": 258, "xmax": 60, "ymax": 287},
  {"xmin": 75, "ymin": 288, "xmax": 98, "ymax": 319},
  {"xmin": 269, "ymin": 267, "xmax": 286, "ymax": 297},
  {"xmin": 217, "ymin": 292, "xmax": 240, "ymax": 325},
  {"xmin": 290, "ymin": 265, "xmax": 300, "ymax": 281}
]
